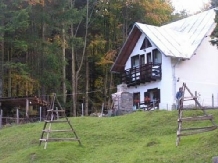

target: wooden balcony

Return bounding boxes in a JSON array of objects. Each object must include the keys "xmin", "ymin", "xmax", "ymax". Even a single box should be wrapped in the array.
[{"xmin": 121, "ymin": 63, "xmax": 161, "ymax": 87}]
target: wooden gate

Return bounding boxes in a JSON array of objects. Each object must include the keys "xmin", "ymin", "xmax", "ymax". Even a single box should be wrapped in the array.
[{"xmin": 176, "ymin": 83, "xmax": 217, "ymax": 146}]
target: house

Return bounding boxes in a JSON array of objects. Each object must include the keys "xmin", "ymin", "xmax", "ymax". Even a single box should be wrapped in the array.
[{"xmin": 111, "ymin": 8, "xmax": 218, "ymax": 110}]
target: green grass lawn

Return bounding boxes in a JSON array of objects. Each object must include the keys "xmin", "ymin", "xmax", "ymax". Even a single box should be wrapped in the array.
[{"xmin": 1, "ymin": 109, "xmax": 218, "ymax": 163}]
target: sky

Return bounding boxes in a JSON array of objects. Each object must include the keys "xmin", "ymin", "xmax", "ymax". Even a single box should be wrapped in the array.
[{"xmin": 171, "ymin": 0, "xmax": 210, "ymax": 14}]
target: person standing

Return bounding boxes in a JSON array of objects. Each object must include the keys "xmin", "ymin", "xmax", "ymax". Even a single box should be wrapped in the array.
[{"xmin": 176, "ymin": 87, "xmax": 183, "ymax": 109}]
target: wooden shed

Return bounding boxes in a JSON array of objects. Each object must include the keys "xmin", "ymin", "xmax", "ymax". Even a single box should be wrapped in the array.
[{"xmin": 0, "ymin": 96, "xmax": 48, "ymax": 124}]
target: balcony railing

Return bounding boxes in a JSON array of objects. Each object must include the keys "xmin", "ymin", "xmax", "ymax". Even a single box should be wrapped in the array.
[{"xmin": 121, "ymin": 63, "xmax": 162, "ymax": 86}]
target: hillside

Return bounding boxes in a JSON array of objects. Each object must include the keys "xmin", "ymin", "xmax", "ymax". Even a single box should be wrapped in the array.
[{"xmin": 1, "ymin": 110, "xmax": 218, "ymax": 163}]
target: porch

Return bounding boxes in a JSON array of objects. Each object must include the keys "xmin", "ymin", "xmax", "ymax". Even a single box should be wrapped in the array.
[{"xmin": 120, "ymin": 63, "xmax": 162, "ymax": 87}]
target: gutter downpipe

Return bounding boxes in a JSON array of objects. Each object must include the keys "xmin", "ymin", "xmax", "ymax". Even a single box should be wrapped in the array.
[{"xmin": 172, "ymin": 58, "xmax": 181, "ymax": 106}]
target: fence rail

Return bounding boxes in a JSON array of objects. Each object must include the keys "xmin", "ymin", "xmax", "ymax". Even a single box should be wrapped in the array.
[{"xmin": 1, "ymin": 116, "xmax": 41, "ymax": 125}]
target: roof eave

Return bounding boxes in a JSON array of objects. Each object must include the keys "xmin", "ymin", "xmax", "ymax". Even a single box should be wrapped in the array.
[{"xmin": 111, "ymin": 23, "xmax": 142, "ymax": 73}]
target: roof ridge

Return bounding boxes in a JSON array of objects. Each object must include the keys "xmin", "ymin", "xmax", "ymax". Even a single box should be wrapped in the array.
[{"xmin": 135, "ymin": 9, "xmax": 215, "ymax": 59}]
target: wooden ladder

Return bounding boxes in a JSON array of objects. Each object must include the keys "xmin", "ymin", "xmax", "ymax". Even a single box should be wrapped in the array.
[
  {"xmin": 39, "ymin": 93, "xmax": 81, "ymax": 149},
  {"xmin": 176, "ymin": 83, "xmax": 217, "ymax": 146}
]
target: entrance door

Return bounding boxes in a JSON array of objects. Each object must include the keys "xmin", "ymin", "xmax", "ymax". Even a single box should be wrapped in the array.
[
  {"xmin": 145, "ymin": 88, "xmax": 160, "ymax": 108},
  {"xmin": 133, "ymin": 92, "xmax": 140, "ymax": 109}
]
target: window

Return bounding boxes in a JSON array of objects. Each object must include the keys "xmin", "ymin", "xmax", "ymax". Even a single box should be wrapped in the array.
[
  {"xmin": 152, "ymin": 49, "xmax": 161, "ymax": 63},
  {"xmin": 147, "ymin": 52, "xmax": 152, "ymax": 63},
  {"xmin": 131, "ymin": 54, "xmax": 145, "ymax": 68},
  {"xmin": 140, "ymin": 54, "xmax": 145, "ymax": 65},
  {"xmin": 131, "ymin": 55, "xmax": 140, "ymax": 68},
  {"xmin": 147, "ymin": 88, "xmax": 161, "ymax": 103},
  {"xmin": 140, "ymin": 37, "xmax": 152, "ymax": 50},
  {"xmin": 143, "ymin": 89, "xmax": 160, "ymax": 109}
]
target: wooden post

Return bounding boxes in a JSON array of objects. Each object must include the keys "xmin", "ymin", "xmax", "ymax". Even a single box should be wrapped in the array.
[
  {"xmin": 39, "ymin": 106, "xmax": 42, "ymax": 122},
  {"xmin": 56, "ymin": 107, "xmax": 59, "ymax": 119},
  {"xmin": 212, "ymin": 94, "xmax": 214, "ymax": 108},
  {"xmin": 26, "ymin": 98, "xmax": 29, "ymax": 118},
  {"xmin": 176, "ymin": 108, "xmax": 183, "ymax": 146},
  {"xmin": 195, "ymin": 91, "xmax": 197, "ymax": 108},
  {"xmin": 16, "ymin": 108, "xmax": 19, "ymax": 124},
  {"xmin": 101, "ymin": 103, "xmax": 104, "ymax": 117},
  {"xmin": 0, "ymin": 109, "xmax": 2, "ymax": 129},
  {"xmin": 81, "ymin": 103, "xmax": 84, "ymax": 117}
]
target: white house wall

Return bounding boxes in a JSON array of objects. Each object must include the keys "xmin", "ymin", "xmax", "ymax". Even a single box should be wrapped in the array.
[
  {"xmin": 175, "ymin": 24, "xmax": 218, "ymax": 108},
  {"xmin": 159, "ymin": 53, "xmax": 175, "ymax": 110},
  {"xmin": 124, "ymin": 33, "xmax": 176, "ymax": 110}
]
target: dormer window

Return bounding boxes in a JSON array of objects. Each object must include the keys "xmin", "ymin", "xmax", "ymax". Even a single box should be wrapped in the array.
[{"xmin": 140, "ymin": 37, "xmax": 152, "ymax": 50}]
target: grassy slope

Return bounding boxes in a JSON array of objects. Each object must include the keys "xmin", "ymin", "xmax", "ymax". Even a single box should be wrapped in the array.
[{"xmin": 1, "ymin": 110, "xmax": 218, "ymax": 163}]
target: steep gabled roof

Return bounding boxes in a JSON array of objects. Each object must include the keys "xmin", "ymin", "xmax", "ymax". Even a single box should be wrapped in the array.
[
  {"xmin": 135, "ymin": 23, "xmax": 189, "ymax": 58},
  {"xmin": 111, "ymin": 9, "xmax": 216, "ymax": 73},
  {"xmin": 111, "ymin": 26, "xmax": 141, "ymax": 73},
  {"xmin": 162, "ymin": 9, "xmax": 215, "ymax": 57}
]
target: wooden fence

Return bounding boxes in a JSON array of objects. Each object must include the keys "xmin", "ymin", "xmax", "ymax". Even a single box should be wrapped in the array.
[{"xmin": 0, "ymin": 108, "xmax": 44, "ymax": 129}]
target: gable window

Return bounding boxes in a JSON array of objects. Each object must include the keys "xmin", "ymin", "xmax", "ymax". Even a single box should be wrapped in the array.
[{"xmin": 140, "ymin": 37, "xmax": 152, "ymax": 50}]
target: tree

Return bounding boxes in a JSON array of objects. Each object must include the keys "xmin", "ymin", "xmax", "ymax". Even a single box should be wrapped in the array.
[
  {"xmin": 211, "ymin": 0, "xmax": 218, "ymax": 7},
  {"xmin": 171, "ymin": 10, "xmax": 188, "ymax": 22},
  {"xmin": 27, "ymin": 0, "xmax": 63, "ymax": 97},
  {"xmin": 0, "ymin": 0, "xmax": 35, "ymax": 97},
  {"xmin": 85, "ymin": 0, "xmax": 174, "ymax": 113},
  {"xmin": 211, "ymin": 0, "xmax": 218, "ymax": 47},
  {"xmin": 0, "ymin": 0, "xmax": 176, "ymax": 117},
  {"xmin": 0, "ymin": 1, "xmax": 7, "ymax": 97}
]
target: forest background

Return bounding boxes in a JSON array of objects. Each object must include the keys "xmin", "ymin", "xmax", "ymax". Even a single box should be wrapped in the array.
[{"xmin": 0, "ymin": 0, "xmax": 217, "ymax": 117}]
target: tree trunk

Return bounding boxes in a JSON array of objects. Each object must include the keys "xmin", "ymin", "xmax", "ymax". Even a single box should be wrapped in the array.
[
  {"xmin": 107, "ymin": 72, "xmax": 113, "ymax": 110},
  {"xmin": 62, "ymin": 8, "xmax": 67, "ymax": 105},
  {"xmin": 8, "ymin": 69, "xmax": 11, "ymax": 97},
  {"xmin": 0, "ymin": 19, "xmax": 4, "ymax": 97},
  {"xmin": 85, "ymin": 56, "xmax": 89, "ymax": 116},
  {"xmin": 83, "ymin": 0, "xmax": 89, "ymax": 116},
  {"xmin": 71, "ymin": 0, "xmax": 77, "ymax": 117},
  {"xmin": 41, "ymin": 6, "xmax": 47, "ymax": 119},
  {"xmin": 103, "ymin": 66, "xmax": 108, "ymax": 109},
  {"xmin": 71, "ymin": 0, "xmax": 89, "ymax": 116},
  {"xmin": 71, "ymin": 44, "xmax": 77, "ymax": 117},
  {"xmin": 71, "ymin": 0, "xmax": 88, "ymax": 116}
]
